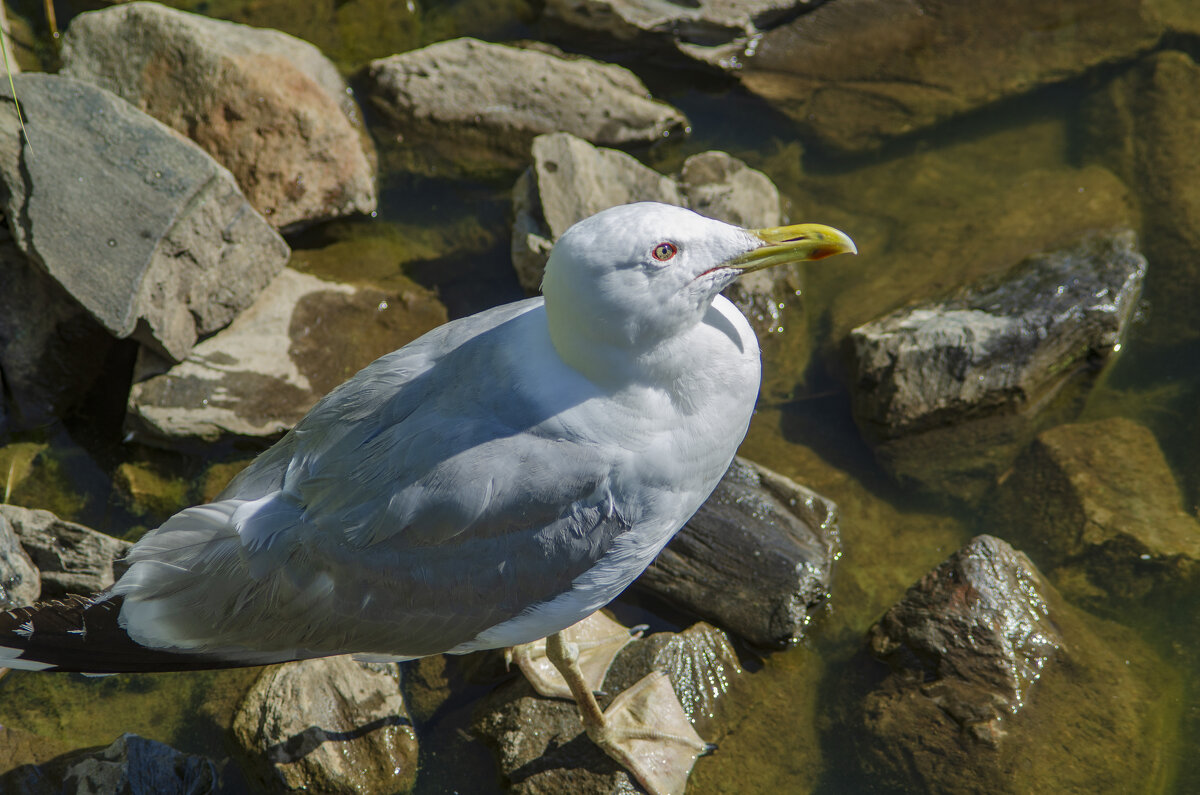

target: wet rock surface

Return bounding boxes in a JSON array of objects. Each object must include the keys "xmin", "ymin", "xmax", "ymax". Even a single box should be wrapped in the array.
[
  {"xmin": 474, "ymin": 622, "xmax": 742, "ymax": 794},
  {"xmin": 847, "ymin": 229, "xmax": 1145, "ymax": 500},
  {"xmin": 993, "ymin": 417, "xmax": 1200, "ymax": 603},
  {"xmin": 61, "ymin": 2, "xmax": 377, "ymax": 232},
  {"xmin": 844, "ymin": 534, "xmax": 1177, "ymax": 793},
  {"xmin": 362, "ymin": 38, "xmax": 686, "ymax": 173},
  {"xmin": 513, "ymin": 132, "xmax": 798, "ymax": 335},
  {"xmin": 0, "ymin": 732, "xmax": 222, "ymax": 795},
  {"xmin": 232, "ymin": 655, "xmax": 418, "ymax": 795},
  {"xmin": 1085, "ymin": 50, "xmax": 1200, "ymax": 343},
  {"xmin": 739, "ymin": 0, "xmax": 1162, "ymax": 152},
  {"xmin": 0, "ymin": 73, "xmax": 289, "ymax": 363},
  {"xmin": 0, "ymin": 505, "xmax": 130, "ymax": 599},
  {"xmin": 125, "ymin": 267, "xmax": 446, "ymax": 450},
  {"xmin": 636, "ymin": 456, "xmax": 839, "ymax": 649}
]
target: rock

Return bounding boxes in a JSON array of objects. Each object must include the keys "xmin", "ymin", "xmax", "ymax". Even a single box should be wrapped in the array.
[
  {"xmin": 61, "ymin": 2, "xmax": 376, "ymax": 232},
  {"xmin": 0, "ymin": 73, "xmax": 289, "ymax": 363},
  {"xmin": 0, "ymin": 505, "xmax": 131, "ymax": 599},
  {"xmin": 0, "ymin": 225, "xmax": 112, "ymax": 433},
  {"xmin": 361, "ymin": 38, "xmax": 686, "ymax": 173},
  {"xmin": 0, "ymin": 727, "xmax": 70, "ymax": 779},
  {"xmin": 636, "ymin": 456, "xmax": 839, "ymax": 649},
  {"xmin": 0, "ymin": 732, "xmax": 221, "ymax": 795},
  {"xmin": 513, "ymin": 133, "xmax": 797, "ymax": 334},
  {"xmin": 474, "ymin": 622, "xmax": 742, "ymax": 794},
  {"xmin": 739, "ymin": 0, "xmax": 1162, "ymax": 152},
  {"xmin": 233, "ymin": 655, "xmax": 418, "ymax": 795},
  {"xmin": 1084, "ymin": 50, "xmax": 1200, "ymax": 343},
  {"xmin": 992, "ymin": 417, "xmax": 1200, "ymax": 603},
  {"xmin": 847, "ymin": 228, "xmax": 1145, "ymax": 501},
  {"xmin": 125, "ymin": 267, "xmax": 446, "ymax": 450},
  {"xmin": 541, "ymin": 0, "xmax": 802, "ymax": 70},
  {"xmin": 0, "ymin": 513, "xmax": 39, "ymax": 609},
  {"xmin": 846, "ymin": 535, "xmax": 1177, "ymax": 793}
]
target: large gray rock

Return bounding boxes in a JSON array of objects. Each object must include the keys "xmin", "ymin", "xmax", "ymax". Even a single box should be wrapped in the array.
[
  {"xmin": 739, "ymin": 0, "xmax": 1163, "ymax": 152},
  {"xmin": 636, "ymin": 456, "xmax": 839, "ymax": 649},
  {"xmin": 61, "ymin": 2, "xmax": 377, "ymax": 232},
  {"xmin": 0, "ymin": 732, "xmax": 221, "ymax": 795},
  {"xmin": 847, "ymin": 535, "xmax": 1176, "ymax": 793},
  {"xmin": 0, "ymin": 73, "xmax": 289, "ymax": 363},
  {"xmin": 233, "ymin": 655, "xmax": 418, "ymax": 795},
  {"xmin": 0, "ymin": 505, "xmax": 131, "ymax": 599},
  {"xmin": 1085, "ymin": 50, "xmax": 1200, "ymax": 343},
  {"xmin": 362, "ymin": 38, "xmax": 687, "ymax": 172},
  {"xmin": 513, "ymin": 132, "xmax": 799, "ymax": 335},
  {"xmin": 126, "ymin": 267, "xmax": 446, "ymax": 450},
  {"xmin": 0, "ymin": 512, "xmax": 39, "ymax": 609},
  {"xmin": 848, "ymin": 229, "xmax": 1145, "ymax": 500},
  {"xmin": 993, "ymin": 417, "xmax": 1200, "ymax": 603}
]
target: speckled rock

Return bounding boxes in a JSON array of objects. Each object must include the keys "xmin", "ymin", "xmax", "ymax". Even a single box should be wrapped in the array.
[
  {"xmin": 739, "ymin": 0, "xmax": 1163, "ymax": 152},
  {"xmin": 233, "ymin": 656, "xmax": 418, "ymax": 795},
  {"xmin": 0, "ymin": 505, "xmax": 131, "ymax": 599},
  {"xmin": 474, "ymin": 622, "xmax": 742, "ymax": 794},
  {"xmin": 847, "ymin": 229, "xmax": 1145, "ymax": 501},
  {"xmin": 512, "ymin": 132, "xmax": 799, "ymax": 335},
  {"xmin": 992, "ymin": 417, "xmax": 1200, "ymax": 604},
  {"xmin": 0, "ymin": 514, "xmax": 39, "ymax": 609},
  {"xmin": 0, "ymin": 73, "xmax": 289, "ymax": 362},
  {"xmin": 362, "ymin": 38, "xmax": 686, "ymax": 173},
  {"xmin": 845, "ymin": 535, "xmax": 1178, "ymax": 793},
  {"xmin": 125, "ymin": 267, "xmax": 446, "ymax": 450},
  {"xmin": 636, "ymin": 456, "xmax": 839, "ymax": 649},
  {"xmin": 61, "ymin": 1, "xmax": 377, "ymax": 231}
]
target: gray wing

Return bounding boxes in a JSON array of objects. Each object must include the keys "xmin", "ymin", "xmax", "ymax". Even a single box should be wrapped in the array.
[{"xmin": 115, "ymin": 299, "xmax": 639, "ymax": 657}]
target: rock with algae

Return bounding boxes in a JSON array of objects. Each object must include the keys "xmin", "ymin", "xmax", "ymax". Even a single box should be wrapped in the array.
[{"xmin": 842, "ymin": 534, "xmax": 1179, "ymax": 793}]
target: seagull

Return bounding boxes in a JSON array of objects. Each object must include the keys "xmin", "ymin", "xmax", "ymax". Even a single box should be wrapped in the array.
[{"xmin": 0, "ymin": 202, "xmax": 854, "ymax": 794}]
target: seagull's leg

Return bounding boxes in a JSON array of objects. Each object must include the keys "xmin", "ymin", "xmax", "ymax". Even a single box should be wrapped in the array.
[
  {"xmin": 545, "ymin": 631, "xmax": 713, "ymax": 795},
  {"xmin": 508, "ymin": 612, "xmax": 643, "ymax": 698}
]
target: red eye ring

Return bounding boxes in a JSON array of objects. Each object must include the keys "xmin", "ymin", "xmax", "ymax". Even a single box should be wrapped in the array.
[{"xmin": 652, "ymin": 241, "xmax": 678, "ymax": 261}]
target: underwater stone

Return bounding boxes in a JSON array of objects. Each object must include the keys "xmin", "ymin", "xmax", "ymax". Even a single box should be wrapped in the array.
[{"xmin": 636, "ymin": 456, "xmax": 839, "ymax": 649}]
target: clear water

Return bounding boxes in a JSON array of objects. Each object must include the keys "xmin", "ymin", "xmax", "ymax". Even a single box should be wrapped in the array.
[{"xmin": 0, "ymin": 1, "xmax": 1195, "ymax": 792}]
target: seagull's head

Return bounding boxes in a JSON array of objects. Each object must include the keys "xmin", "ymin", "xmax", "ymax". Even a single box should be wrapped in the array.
[{"xmin": 541, "ymin": 203, "xmax": 855, "ymax": 370}]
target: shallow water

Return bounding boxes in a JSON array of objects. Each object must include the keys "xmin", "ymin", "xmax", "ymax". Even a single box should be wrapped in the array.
[{"xmin": 0, "ymin": 1, "xmax": 1196, "ymax": 792}]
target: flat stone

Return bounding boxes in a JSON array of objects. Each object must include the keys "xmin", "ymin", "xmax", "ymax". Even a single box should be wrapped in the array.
[
  {"xmin": 513, "ymin": 132, "xmax": 797, "ymax": 335},
  {"xmin": 125, "ymin": 267, "xmax": 446, "ymax": 450},
  {"xmin": 362, "ymin": 38, "xmax": 686, "ymax": 172},
  {"xmin": 233, "ymin": 655, "xmax": 418, "ymax": 795},
  {"xmin": 1084, "ymin": 50, "xmax": 1200, "ymax": 343},
  {"xmin": 847, "ymin": 534, "xmax": 1178, "ymax": 793},
  {"xmin": 739, "ymin": 0, "xmax": 1163, "ymax": 152},
  {"xmin": 847, "ymin": 229, "xmax": 1145, "ymax": 501},
  {"xmin": 0, "ymin": 505, "xmax": 131, "ymax": 599},
  {"xmin": 636, "ymin": 456, "xmax": 839, "ymax": 649},
  {"xmin": 0, "ymin": 512, "xmax": 39, "ymax": 609},
  {"xmin": 0, "ymin": 73, "xmax": 289, "ymax": 362},
  {"xmin": 61, "ymin": 2, "xmax": 377, "ymax": 232},
  {"xmin": 993, "ymin": 417, "xmax": 1200, "ymax": 602}
]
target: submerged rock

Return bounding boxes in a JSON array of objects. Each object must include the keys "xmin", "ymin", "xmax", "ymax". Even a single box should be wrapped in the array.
[
  {"xmin": 61, "ymin": 1, "xmax": 377, "ymax": 232},
  {"xmin": 1085, "ymin": 50, "xmax": 1200, "ymax": 343},
  {"xmin": 126, "ymin": 267, "xmax": 446, "ymax": 450},
  {"xmin": 474, "ymin": 622, "xmax": 742, "ymax": 794},
  {"xmin": 0, "ymin": 505, "xmax": 131, "ymax": 599},
  {"xmin": 362, "ymin": 38, "xmax": 686, "ymax": 173},
  {"xmin": 0, "ymin": 73, "xmax": 289, "ymax": 363},
  {"xmin": 739, "ymin": 0, "xmax": 1162, "ymax": 152},
  {"xmin": 0, "ymin": 732, "xmax": 221, "ymax": 795},
  {"xmin": 636, "ymin": 456, "xmax": 839, "ymax": 649},
  {"xmin": 233, "ymin": 655, "xmax": 419, "ymax": 795},
  {"xmin": 847, "ymin": 229, "xmax": 1145, "ymax": 500},
  {"xmin": 846, "ymin": 535, "xmax": 1178, "ymax": 793},
  {"xmin": 992, "ymin": 417, "xmax": 1200, "ymax": 604},
  {"xmin": 513, "ymin": 132, "xmax": 798, "ymax": 335}
]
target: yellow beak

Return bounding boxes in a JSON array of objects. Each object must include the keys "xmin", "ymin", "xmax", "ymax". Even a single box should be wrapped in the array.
[{"xmin": 728, "ymin": 223, "xmax": 857, "ymax": 273}]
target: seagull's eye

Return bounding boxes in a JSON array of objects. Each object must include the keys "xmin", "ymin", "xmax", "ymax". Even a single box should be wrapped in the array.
[{"xmin": 651, "ymin": 242, "xmax": 678, "ymax": 262}]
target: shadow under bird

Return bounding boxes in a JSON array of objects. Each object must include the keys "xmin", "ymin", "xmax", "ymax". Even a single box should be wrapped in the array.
[{"xmin": 0, "ymin": 202, "xmax": 854, "ymax": 795}]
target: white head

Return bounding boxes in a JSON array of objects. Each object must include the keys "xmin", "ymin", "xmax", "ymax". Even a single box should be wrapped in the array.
[{"xmin": 541, "ymin": 203, "xmax": 854, "ymax": 380}]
